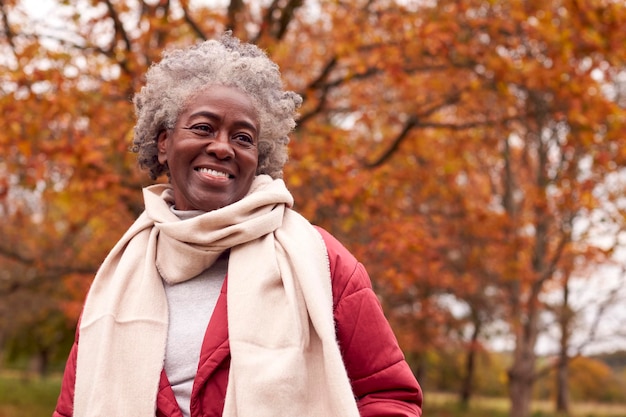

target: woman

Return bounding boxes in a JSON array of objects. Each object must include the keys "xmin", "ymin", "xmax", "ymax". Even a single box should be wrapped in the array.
[{"xmin": 54, "ymin": 33, "xmax": 422, "ymax": 417}]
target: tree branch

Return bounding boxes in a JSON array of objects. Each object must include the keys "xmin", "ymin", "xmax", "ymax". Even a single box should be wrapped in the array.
[
  {"xmin": 309, "ymin": 56, "xmax": 338, "ymax": 90},
  {"xmin": 226, "ymin": 0, "xmax": 244, "ymax": 34},
  {"xmin": 175, "ymin": 0, "xmax": 205, "ymax": 40},
  {"xmin": 363, "ymin": 116, "xmax": 419, "ymax": 169},
  {"xmin": 251, "ymin": 0, "xmax": 279, "ymax": 43},
  {"xmin": 273, "ymin": 0, "xmax": 303, "ymax": 40},
  {"xmin": 297, "ymin": 57, "xmax": 338, "ymax": 124},
  {"xmin": 252, "ymin": 0, "xmax": 303, "ymax": 42},
  {"xmin": 0, "ymin": 0, "xmax": 16, "ymax": 51},
  {"xmin": 362, "ymin": 91, "xmax": 462, "ymax": 168},
  {"xmin": 103, "ymin": 0, "xmax": 132, "ymax": 53},
  {"xmin": 576, "ymin": 269, "xmax": 626, "ymax": 353}
]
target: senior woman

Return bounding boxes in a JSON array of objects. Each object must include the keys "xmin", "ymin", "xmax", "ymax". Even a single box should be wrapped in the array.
[{"xmin": 54, "ymin": 33, "xmax": 422, "ymax": 417}]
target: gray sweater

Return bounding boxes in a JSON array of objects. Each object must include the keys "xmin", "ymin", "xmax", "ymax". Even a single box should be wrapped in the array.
[{"xmin": 163, "ymin": 207, "xmax": 227, "ymax": 417}]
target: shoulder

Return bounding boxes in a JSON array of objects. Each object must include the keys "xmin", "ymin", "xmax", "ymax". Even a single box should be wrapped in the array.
[{"xmin": 313, "ymin": 226, "xmax": 354, "ymax": 259}]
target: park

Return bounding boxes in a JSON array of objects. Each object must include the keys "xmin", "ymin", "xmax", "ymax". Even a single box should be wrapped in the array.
[{"xmin": 1, "ymin": 0, "xmax": 625, "ymax": 416}]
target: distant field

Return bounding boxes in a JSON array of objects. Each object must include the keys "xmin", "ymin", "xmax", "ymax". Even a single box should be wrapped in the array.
[
  {"xmin": 1, "ymin": 372, "xmax": 626, "ymax": 417},
  {"xmin": 0, "ymin": 372, "xmax": 61, "ymax": 417},
  {"xmin": 427, "ymin": 391, "xmax": 626, "ymax": 417}
]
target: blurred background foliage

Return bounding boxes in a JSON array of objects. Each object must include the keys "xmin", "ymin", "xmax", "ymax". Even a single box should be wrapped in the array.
[{"xmin": 1, "ymin": 1, "xmax": 626, "ymax": 416}]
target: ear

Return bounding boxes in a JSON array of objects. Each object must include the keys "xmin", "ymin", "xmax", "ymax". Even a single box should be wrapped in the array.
[{"xmin": 157, "ymin": 129, "xmax": 168, "ymax": 164}]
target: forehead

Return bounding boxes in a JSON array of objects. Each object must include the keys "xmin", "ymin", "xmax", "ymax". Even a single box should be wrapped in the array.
[{"xmin": 185, "ymin": 84, "xmax": 256, "ymax": 110}]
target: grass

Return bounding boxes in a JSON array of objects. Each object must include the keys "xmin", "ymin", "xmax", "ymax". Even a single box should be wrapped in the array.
[
  {"xmin": 427, "ymin": 392, "xmax": 626, "ymax": 417},
  {"xmin": 0, "ymin": 371, "xmax": 61, "ymax": 417},
  {"xmin": 1, "ymin": 373, "xmax": 626, "ymax": 417}
]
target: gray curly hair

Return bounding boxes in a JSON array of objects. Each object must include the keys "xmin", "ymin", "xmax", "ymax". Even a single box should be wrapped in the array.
[{"xmin": 131, "ymin": 33, "xmax": 302, "ymax": 180}]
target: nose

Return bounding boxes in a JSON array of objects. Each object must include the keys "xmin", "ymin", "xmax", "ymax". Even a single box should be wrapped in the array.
[{"xmin": 205, "ymin": 131, "xmax": 234, "ymax": 159}]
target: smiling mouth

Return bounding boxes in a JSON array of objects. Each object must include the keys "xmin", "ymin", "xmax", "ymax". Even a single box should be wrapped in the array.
[{"xmin": 196, "ymin": 167, "xmax": 233, "ymax": 179}]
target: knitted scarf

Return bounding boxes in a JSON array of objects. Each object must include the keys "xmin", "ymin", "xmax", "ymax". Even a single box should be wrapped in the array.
[{"xmin": 73, "ymin": 175, "xmax": 359, "ymax": 417}]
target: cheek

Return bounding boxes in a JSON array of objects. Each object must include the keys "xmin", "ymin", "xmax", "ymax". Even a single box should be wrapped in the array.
[
  {"xmin": 249, "ymin": 148, "xmax": 260, "ymax": 169},
  {"xmin": 248, "ymin": 155, "xmax": 260, "ymax": 176}
]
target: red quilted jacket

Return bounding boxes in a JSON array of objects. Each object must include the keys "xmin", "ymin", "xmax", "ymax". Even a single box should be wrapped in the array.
[{"xmin": 54, "ymin": 227, "xmax": 423, "ymax": 417}]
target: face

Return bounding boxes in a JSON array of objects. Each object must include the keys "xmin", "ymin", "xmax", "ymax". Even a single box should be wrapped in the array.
[{"xmin": 157, "ymin": 85, "xmax": 260, "ymax": 212}]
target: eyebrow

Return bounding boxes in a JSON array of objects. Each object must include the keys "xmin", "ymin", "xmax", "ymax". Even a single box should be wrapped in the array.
[{"xmin": 188, "ymin": 110, "xmax": 259, "ymax": 135}]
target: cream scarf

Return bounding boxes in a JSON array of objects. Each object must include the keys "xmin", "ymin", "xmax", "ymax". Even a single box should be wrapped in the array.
[{"xmin": 73, "ymin": 175, "xmax": 359, "ymax": 417}]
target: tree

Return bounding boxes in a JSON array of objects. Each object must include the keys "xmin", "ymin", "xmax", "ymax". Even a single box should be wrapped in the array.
[
  {"xmin": 547, "ymin": 260, "xmax": 626, "ymax": 413},
  {"xmin": 1, "ymin": 3, "xmax": 626, "ymax": 417}
]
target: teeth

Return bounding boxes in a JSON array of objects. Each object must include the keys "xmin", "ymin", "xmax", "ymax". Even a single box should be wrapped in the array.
[{"xmin": 197, "ymin": 167, "xmax": 229, "ymax": 178}]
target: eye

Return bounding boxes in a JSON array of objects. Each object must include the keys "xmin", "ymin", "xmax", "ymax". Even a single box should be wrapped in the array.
[
  {"xmin": 185, "ymin": 123, "xmax": 216, "ymax": 137},
  {"xmin": 232, "ymin": 133, "xmax": 255, "ymax": 145}
]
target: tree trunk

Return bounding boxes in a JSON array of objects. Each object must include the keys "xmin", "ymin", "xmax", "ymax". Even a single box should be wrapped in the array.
[
  {"xmin": 460, "ymin": 317, "xmax": 481, "ymax": 408},
  {"xmin": 556, "ymin": 277, "xmax": 571, "ymax": 414},
  {"xmin": 508, "ymin": 306, "xmax": 539, "ymax": 417},
  {"xmin": 32, "ymin": 348, "xmax": 50, "ymax": 378},
  {"xmin": 556, "ymin": 354, "xmax": 569, "ymax": 413},
  {"xmin": 508, "ymin": 349, "xmax": 535, "ymax": 417}
]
